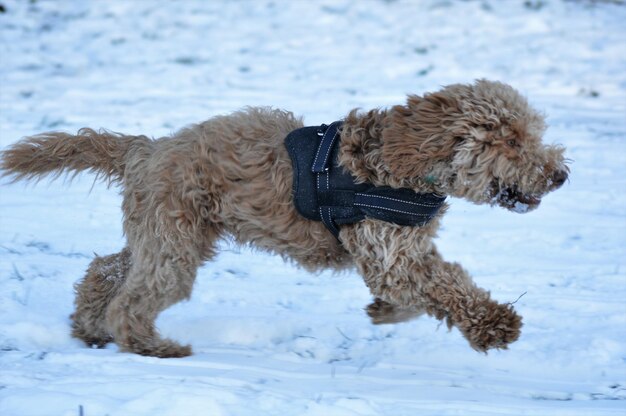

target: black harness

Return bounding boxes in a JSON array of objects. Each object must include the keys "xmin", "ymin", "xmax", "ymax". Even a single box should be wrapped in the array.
[{"xmin": 284, "ymin": 121, "xmax": 446, "ymax": 239}]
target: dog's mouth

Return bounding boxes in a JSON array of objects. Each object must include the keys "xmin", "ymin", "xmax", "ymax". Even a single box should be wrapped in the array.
[{"xmin": 493, "ymin": 186, "xmax": 541, "ymax": 213}]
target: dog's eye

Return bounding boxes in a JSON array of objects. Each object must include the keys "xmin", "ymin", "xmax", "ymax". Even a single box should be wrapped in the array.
[
  {"xmin": 506, "ymin": 139, "xmax": 517, "ymax": 147},
  {"xmin": 484, "ymin": 125, "xmax": 493, "ymax": 132}
]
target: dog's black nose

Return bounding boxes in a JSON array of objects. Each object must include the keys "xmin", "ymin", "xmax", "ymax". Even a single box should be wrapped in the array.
[{"xmin": 552, "ymin": 169, "xmax": 568, "ymax": 188}]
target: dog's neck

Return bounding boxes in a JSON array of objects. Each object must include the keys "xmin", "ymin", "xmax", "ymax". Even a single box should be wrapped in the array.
[{"xmin": 338, "ymin": 108, "xmax": 453, "ymax": 196}]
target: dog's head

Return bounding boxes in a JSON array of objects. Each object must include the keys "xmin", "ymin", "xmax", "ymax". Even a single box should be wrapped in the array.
[{"xmin": 382, "ymin": 79, "xmax": 569, "ymax": 212}]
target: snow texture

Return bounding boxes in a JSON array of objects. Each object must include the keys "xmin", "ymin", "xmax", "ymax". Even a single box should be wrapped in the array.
[{"xmin": 1, "ymin": 0, "xmax": 625, "ymax": 415}]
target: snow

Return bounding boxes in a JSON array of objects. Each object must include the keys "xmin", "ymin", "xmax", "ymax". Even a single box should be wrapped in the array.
[{"xmin": 1, "ymin": 0, "xmax": 625, "ymax": 415}]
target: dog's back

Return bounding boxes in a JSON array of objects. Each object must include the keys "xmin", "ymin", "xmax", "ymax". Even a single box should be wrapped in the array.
[{"xmin": 0, "ymin": 107, "xmax": 352, "ymax": 271}]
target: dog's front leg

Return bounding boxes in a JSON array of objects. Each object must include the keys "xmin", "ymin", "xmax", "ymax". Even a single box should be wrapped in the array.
[{"xmin": 341, "ymin": 219, "xmax": 522, "ymax": 352}]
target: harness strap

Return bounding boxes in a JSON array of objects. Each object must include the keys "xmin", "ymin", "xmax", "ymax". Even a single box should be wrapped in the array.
[
  {"xmin": 354, "ymin": 193, "xmax": 442, "ymax": 215},
  {"xmin": 312, "ymin": 121, "xmax": 342, "ymax": 173},
  {"xmin": 314, "ymin": 122, "xmax": 342, "ymax": 235},
  {"xmin": 318, "ymin": 174, "xmax": 339, "ymax": 235}
]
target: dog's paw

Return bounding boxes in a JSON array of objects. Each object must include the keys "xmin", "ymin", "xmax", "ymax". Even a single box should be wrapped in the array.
[
  {"xmin": 70, "ymin": 313, "xmax": 114, "ymax": 348},
  {"xmin": 75, "ymin": 333, "xmax": 114, "ymax": 349},
  {"xmin": 151, "ymin": 342, "xmax": 192, "ymax": 358},
  {"xmin": 366, "ymin": 298, "xmax": 424, "ymax": 325},
  {"xmin": 460, "ymin": 303, "xmax": 523, "ymax": 352},
  {"xmin": 119, "ymin": 338, "xmax": 193, "ymax": 358}
]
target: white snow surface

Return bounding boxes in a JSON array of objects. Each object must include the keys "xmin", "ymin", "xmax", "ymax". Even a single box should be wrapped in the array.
[{"xmin": 1, "ymin": 0, "xmax": 625, "ymax": 415}]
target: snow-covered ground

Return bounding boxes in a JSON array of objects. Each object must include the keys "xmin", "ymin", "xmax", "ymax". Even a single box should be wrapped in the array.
[{"xmin": 1, "ymin": 0, "xmax": 625, "ymax": 415}]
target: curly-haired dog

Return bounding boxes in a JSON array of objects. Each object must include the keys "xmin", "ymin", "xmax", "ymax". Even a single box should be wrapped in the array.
[{"xmin": 1, "ymin": 80, "xmax": 568, "ymax": 358}]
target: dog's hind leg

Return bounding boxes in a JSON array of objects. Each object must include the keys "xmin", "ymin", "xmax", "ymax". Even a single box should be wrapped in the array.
[
  {"xmin": 71, "ymin": 248, "xmax": 131, "ymax": 348},
  {"xmin": 104, "ymin": 244, "xmax": 201, "ymax": 357},
  {"xmin": 105, "ymin": 219, "xmax": 220, "ymax": 358}
]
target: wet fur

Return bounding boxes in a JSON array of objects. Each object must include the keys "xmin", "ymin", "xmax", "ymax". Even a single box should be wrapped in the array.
[{"xmin": 0, "ymin": 80, "xmax": 568, "ymax": 357}]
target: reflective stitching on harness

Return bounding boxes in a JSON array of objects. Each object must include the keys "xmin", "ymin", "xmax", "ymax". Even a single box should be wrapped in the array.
[
  {"xmin": 326, "ymin": 207, "xmax": 338, "ymax": 234},
  {"xmin": 320, "ymin": 131, "xmax": 338, "ymax": 171},
  {"xmin": 354, "ymin": 202, "xmax": 432, "ymax": 216},
  {"xmin": 355, "ymin": 193, "xmax": 443, "ymax": 208},
  {"xmin": 318, "ymin": 169, "xmax": 338, "ymax": 236},
  {"xmin": 312, "ymin": 123, "xmax": 335, "ymax": 170},
  {"xmin": 312, "ymin": 122, "xmax": 339, "ymax": 172},
  {"xmin": 317, "ymin": 171, "xmax": 329, "ymax": 191},
  {"xmin": 320, "ymin": 206, "xmax": 338, "ymax": 236}
]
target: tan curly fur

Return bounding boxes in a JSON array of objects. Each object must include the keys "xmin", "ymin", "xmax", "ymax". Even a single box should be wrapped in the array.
[{"xmin": 0, "ymin": 80, "xmax": 568, "ymax": 357}]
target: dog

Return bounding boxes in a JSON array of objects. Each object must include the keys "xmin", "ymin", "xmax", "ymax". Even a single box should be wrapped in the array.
[{"xmin": 0, "ymin": 80, "xmax": 568, "ymax": 358}]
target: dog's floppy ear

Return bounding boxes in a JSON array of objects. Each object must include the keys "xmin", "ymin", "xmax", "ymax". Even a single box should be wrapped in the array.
[{"xmin": 382, "ymin": 90, "xmax": 462, "ymax": 180}]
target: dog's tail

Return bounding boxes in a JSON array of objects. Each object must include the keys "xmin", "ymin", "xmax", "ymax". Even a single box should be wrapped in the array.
[{"xmin": 0, "ymin": 128, "xmax": 150, "ymax": 183}]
